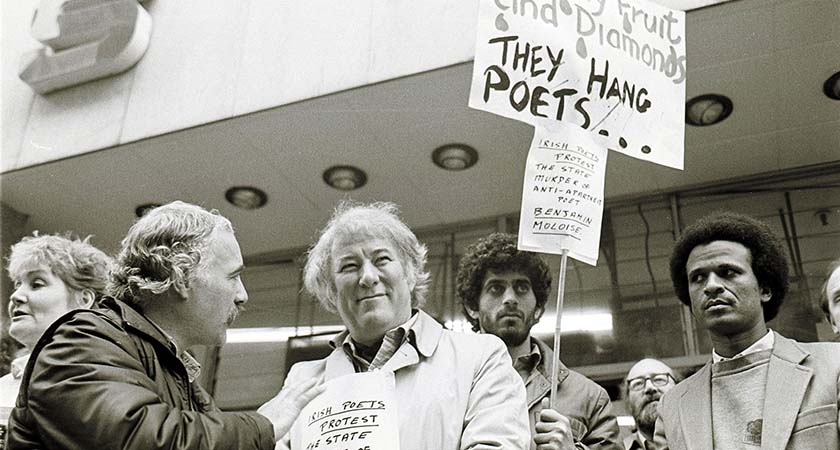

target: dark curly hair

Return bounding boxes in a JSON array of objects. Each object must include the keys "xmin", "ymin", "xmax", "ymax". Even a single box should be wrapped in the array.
[
  {"xmin": 456, "ymin": 233, "xmax": 552, "ymax": 332},
  {"xmin": 669, "ymin": 212, "xmax": 789, "ymax": 322}
]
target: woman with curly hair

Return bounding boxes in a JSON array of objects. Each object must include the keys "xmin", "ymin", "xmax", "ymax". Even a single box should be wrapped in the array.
[{"xmin": 2, "ymin": 233, "xmax": 110, "ymax": 420}]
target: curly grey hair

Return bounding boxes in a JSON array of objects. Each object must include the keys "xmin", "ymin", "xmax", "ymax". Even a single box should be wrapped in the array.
[
  {"xmin": 109, "ymin": 201, "xmax": 231, "ymax": 310},
  {"xmin": 303, "ymin": 201, "xmax": 430, "ymax": 313}
]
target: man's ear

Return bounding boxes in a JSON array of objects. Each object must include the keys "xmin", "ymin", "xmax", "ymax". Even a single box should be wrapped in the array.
[
  {"xmin": 534, "ymin": 305, "xmax": 545, "ymax": 321},
  {"xmin": 465, "ymin": 306, "xmax": 479, "ymax": 320},
  {"xmin": 759, "ymin": 286, "xmax": 772, "ymax": 303},
  {"xmin": 173, "ymin": 278, "xmax": 191, "ymax": 300}
]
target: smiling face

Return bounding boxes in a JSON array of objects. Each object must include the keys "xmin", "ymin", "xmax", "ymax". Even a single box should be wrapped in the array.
[
  {"xmin": 468, "ymin": 270, "xmax": 542, "ymax": 347},
  {"xmin": 8, "ymin": 265, "xmax": 83, "ymax": 350},
  {"xmin": 686, "ymin": 240, "xmax": 771, "ymax": 344},
  {"xmin": 331, "ymin": 237, "xmax": 413, "ymax": 346}
]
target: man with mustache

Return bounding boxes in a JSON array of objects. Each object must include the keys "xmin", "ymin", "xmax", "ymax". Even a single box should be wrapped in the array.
[
  {"xmin": 622, "ymin": 359, "xmax": 677, "ymax": 450},
  {"xmin": 8, "ymin": 201, "xmax": 323, "ymax": 449},
  {"xmin": 653, "ymin": 212, "xmax": 840, "ymax": 450},
  {"xmin": 457, "ymin": 233, "xmax": 620, "ymax": 450}
]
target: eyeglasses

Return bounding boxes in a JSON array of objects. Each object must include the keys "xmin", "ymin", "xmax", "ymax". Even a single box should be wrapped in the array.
[{"xmin": 627, "ymin": 373, "xmax": 674, "ymax": 392}]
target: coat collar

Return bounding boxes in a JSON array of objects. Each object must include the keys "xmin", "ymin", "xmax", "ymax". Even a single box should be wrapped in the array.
[
  {"xmin": 677, "ymin": 363, "xmax": 713, "ymax": 450},
  {"xmin": 525, "ymin": 337, "xmax": 570, "ymax": 408},
  {"xmin": 676, "ymin": 331, "xmax": 812, "ymax": 450},
  {"xmin": 532, "ymin": 337, "xmax": 570, "ymax": 384},
  {"xmin": 762, "ymin": 332, "xmax": 811, "ymax": 450},
  {"xmin": 102, "ymin": 297, "xmax": 179, "ymax": 356},
  {"xmin": 324, "ymin": 310, "xmax": 443, "ymax": 379}
]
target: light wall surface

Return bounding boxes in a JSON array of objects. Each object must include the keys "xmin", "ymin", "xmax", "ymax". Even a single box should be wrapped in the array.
[{"xmin": 1, "ymin": 0, "xmax": 479, "ymax": 172}]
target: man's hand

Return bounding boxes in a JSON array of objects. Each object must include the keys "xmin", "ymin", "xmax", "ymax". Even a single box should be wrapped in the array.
[
  {"xmin": 258, "ymin": 376, "xmax": 326, "ymax": 441},
  {"xmin": 534, "ymin": 397, "xmax": 576, "ymax": 450}
]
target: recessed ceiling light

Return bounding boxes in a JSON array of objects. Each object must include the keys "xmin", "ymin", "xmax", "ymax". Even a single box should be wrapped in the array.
[
  {"xmin": 432, "ymin": 144, "xmax": 479, "ymax": 171},
  {"xmin": 134, "ymin": 203, "xmax": 161, "ymax": 218},
  {"xmin": 225, "ymin": 186, "xmax": 268, "ymax": 209},
  {"xmin": 685, "ymin": 94, "xmax": 733, "ymax": 126},
  {"xmin": 323, "ymin": 165, "xmax": 367, "ymax": 191},
  {"xmin": 824, "ymin": 71, "xmax": 840, "ymax": 100}
]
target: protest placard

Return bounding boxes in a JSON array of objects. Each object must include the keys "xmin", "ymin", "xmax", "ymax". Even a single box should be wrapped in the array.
[
  {"xmin": 291, "ymin": 371, "xmax": 400, "ymax": 450},
  {"xmin": 518, "ymin": 122, "xmax": 607, "ymax": 265},
  {"xmin": 470, "ymin": 0, "xmax": 686, "ymax": 169}
]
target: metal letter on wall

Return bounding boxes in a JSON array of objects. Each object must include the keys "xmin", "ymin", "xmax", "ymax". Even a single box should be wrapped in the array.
[{"xmin": 19, "ymin": 0, "xmax": 152, "ymax": 94}]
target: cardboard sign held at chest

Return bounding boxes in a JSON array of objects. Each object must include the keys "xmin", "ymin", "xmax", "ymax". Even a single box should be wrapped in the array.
[{"xmin": 291, "ymin": 371, "xmax": 400, "ymax": 450}]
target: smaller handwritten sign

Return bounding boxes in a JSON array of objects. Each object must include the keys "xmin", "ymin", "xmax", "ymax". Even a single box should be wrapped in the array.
[
  {"xmin": 291, "ymin": 371, "xmax": 400, "ymax": 450},
  {"xmin": 518, "ymin": 123, "xmax": 607, "ymax": 265}
]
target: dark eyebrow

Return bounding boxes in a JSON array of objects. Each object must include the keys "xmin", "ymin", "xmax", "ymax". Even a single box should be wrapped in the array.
[{"xmin": 482, "ymin": 277, "xmax": 503, "ymax": 287}]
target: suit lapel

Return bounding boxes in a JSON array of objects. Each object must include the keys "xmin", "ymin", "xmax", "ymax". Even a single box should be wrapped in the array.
[
  {"xmin": 761, "ymin": 333, "xmax": 811, "ymax": 450},
  {"xmin": 679, "ymin": 363, "xmax": 713, "ymax": 450}
]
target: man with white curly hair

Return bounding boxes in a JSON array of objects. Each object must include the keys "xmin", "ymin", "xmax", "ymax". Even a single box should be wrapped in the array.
[
  {"xmin": 8, "ymin": 201, "xmax": 323, "ymax": 450},
  {"xmin": 278, "ymin": 200, "xmax": 530, "ymax": 450}
]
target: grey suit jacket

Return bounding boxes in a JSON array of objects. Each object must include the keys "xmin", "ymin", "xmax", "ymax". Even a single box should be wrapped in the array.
[{"xmin": 652, "ymin": 331, "xmax": 840, "ymax": 450}]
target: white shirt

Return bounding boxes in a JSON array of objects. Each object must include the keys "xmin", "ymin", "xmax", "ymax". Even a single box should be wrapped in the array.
[{"xmin": 712, "ymin": 330, "xmax": 774, "ymax": 363}]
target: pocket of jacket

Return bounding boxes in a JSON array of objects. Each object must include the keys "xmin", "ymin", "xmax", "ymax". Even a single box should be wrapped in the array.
[{"xmin": 792, "ymin": 404, "xmax": 837, "ymax": 433}]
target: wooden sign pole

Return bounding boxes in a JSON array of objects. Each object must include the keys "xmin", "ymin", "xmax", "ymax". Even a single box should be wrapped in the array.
[{"xmin": 549, "ymin": 248, "xmax": 569, "ymax": 410}]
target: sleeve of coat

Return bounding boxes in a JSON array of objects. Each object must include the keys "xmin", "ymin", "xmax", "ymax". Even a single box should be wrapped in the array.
[
  {"xmin": 272, "ymin": 362, "xmax": 307, "ymax": 450},
  {"xmin": 577, "ymin": 388, "xmax": 621, "ymax": 450},
  {"xmin": 16, "ymin": 314, "xmax": 275, "ymax": 450},
  {"xmin": 461, "ymin": 336, "xmax": 530, "ymax": 450}
]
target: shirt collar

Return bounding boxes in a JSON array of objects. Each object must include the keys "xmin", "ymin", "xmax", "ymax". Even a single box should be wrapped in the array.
[
  {"xmin": 331, "ymin": 311, "xmax": 420, "ymax": 350},
  {"xmin": 513, "ymin": 338, "xmax": 542, "ymax": 379},
  {"xmin": 635, "ymin": 430, "xmax": 650, "ymax": 449},
  {"xmin": 10, "ymin": 353, "xmax": 30, "ymax": 379},
  {"xmin": 712, "ymin": 329, "xmax": 774, "ymax": 363},
  {"xmin": 333, "ymin": 311, "xmax": 420, "ymax": 370}
]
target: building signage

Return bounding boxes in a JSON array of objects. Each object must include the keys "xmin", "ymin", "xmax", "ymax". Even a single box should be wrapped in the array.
[{"xmin": 19, "ymin": 0, "xmax": 153, "ymax": 94}]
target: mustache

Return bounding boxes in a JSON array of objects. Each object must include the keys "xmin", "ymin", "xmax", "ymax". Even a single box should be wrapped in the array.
[
  {"xmin": 495, "ymin": 308, "xmax": 525, "ymax": 320},
  {"xmin": 640, "ymin": 392, "xmax": 662, "ymax": 407},
  {"xmin": 228, "ymin": 304, "xmax": 245, "ymax": 323}
]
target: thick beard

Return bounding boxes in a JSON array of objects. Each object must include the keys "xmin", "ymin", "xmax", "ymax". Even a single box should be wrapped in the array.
[
  {"xmin": 482, "ymin": 310, "xmax": 537, "ymax": 348},
  {"xmin": 494, "ymin": 327, "xmax": 531, "ymax": 347},
  {"xmin": 635, "ymin": 401, "xmax": 659, "ymax": 434}
]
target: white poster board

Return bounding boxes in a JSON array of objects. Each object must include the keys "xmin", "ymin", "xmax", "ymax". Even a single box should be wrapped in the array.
[
  {"xmin": 470, "ymin": 0, "xmax": 686, "ymax": 169},
  {"xmin": 291, "ymin": 371, "xmax": 400, "ymax": 450},
  {"xmin": 518, "ymin": 122, "xmax": 607, "ymax": 265}
]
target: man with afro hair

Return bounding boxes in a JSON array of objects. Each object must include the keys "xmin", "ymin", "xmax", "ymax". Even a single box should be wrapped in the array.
[
  {"xmin": 457, "ymin": 232, "xmax": 620, "ymax": 450},
  {"xmin": 652, "ymin": 212, "xmax": 840, "ymax": 450}
]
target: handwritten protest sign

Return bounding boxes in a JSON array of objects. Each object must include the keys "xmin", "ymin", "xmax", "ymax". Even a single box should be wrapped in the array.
[
  {"xmin": 470, "ymin": 0, "xmax": 686, "ymax": 169},
  {"xmin": 518, "ymin": 122, "xmax": 607, "ymax": 265},
  {"xmin": 291, "ymin": 371, "xmax": 400, "ymax": 450}
]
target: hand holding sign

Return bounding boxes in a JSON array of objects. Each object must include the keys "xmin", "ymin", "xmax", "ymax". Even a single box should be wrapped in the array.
[{"xmin": 534, "ymin": 398, "xmax": 575, "ymax": 450}]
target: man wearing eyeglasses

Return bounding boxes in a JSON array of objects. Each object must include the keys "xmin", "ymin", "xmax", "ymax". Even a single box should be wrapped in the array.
[
  {"xmin": 623, "ymin": 359, "xmax": 678, "ymax": 450},
  {"xmin": 652, "ymin": 212, "xmax": 840, "ymax": 450}
]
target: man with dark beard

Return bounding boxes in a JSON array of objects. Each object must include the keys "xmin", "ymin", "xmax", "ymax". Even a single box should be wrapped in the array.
[
  {"xmin": 623, "ymin": 359, "xmax": 678, "ymax": 450},
  {"xmin": 457, "ymin": 233, "xmax": 620, "ymax": 450}
]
